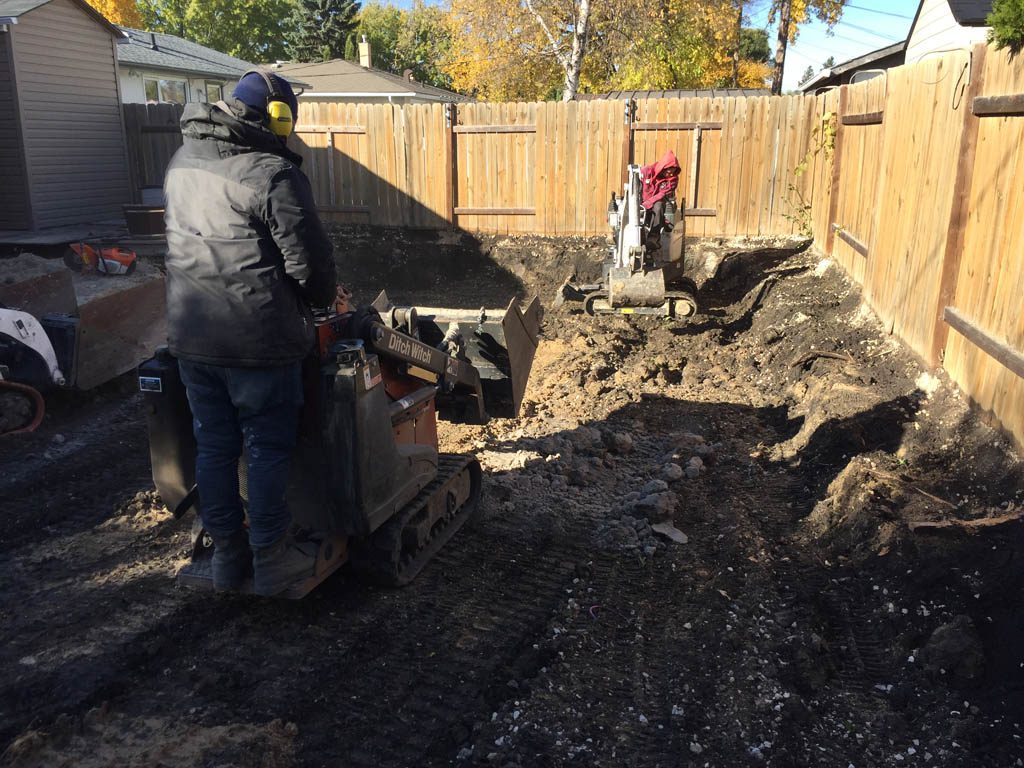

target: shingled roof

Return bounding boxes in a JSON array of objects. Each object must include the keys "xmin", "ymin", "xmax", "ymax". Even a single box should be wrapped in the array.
[
  {"xmin": 0, "ymin": 0, "xmax": 124, "ymax": 36},
  {"xmin": 945, "ymin": 0, "xmax": 993, "ymax": 25},
  {"xmin": 272, "ymin": 59, "xmax": 471, "ymax": 102},
  {"xmin": 116, "ymin": 27, "xmax": 257, "ymax": 80}
]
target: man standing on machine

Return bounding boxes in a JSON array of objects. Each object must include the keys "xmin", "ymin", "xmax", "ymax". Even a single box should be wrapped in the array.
[{"xmin": 163, "ymin": 70, "xmax": 337, "ymax": 596}]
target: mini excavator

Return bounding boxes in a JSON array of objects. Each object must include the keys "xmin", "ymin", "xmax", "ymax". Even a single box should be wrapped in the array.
[
  {"xmin": 140, "ymin": 292, "xmax": 541, "ymax": 598},
  {"xmin": 558, "ymin": 162, "xmax": 698, "ymax": 318}
]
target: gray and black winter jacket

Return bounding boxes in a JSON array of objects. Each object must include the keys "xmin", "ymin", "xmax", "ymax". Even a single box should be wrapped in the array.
[{"xmin": 164, "ymin": 101, "xmax": 336, "ymax": 367}]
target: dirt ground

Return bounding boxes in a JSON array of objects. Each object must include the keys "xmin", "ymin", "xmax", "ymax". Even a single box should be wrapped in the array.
[{"xmin": 1, "ymin": 228, "xmax": 1023, "ymax": 767}]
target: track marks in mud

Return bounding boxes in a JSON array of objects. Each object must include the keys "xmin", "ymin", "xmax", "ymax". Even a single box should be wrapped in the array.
[{"xmin": 4, "ymin": 241, "xmax": 1024, "ymax": 766}]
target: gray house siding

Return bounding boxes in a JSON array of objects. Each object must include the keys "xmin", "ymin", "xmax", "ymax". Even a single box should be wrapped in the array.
[
  {"xmin": 9, "ymin": 0, "xmax": 129, "ymax": 228},
  {"xmin": 0, "ymin": 31, "xmax": 30, "ymax": 229}
]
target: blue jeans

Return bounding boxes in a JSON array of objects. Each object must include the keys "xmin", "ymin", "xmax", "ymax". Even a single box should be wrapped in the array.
[{"xmin": 178, "ymin": 360, "xmax": 303, "ymax": 549}]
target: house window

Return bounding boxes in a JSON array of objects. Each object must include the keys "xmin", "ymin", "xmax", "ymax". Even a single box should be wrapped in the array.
[
  {"xmin": 205, "ymin": 82, "xmax": 225, "ymax": 103},
  {"xmin": 144, "ymin": 77, "xmax": 187, "ymax": 105}
]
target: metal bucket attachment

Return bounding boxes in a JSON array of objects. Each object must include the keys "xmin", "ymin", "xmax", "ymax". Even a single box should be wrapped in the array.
[
  {"xmin": 607, "ymin": 266, "xmax": 668, "ymax": 307},
  {"xmin": 377, "ymin": 293, "xmax": 542, "ymax": 419}
]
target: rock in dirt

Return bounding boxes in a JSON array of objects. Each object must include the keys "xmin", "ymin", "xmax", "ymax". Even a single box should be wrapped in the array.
[
  {"xmin": 662, "ymin": 462, "xmax": 684, "ymax": 481},
  {"xmin": 641, "ymin": 478, "xmax": 669, "ymax": 495},
  {"xmin": 629, "ymin": 491, "xmax": 677, "ymax": 520},
  {"xmin": 921, "ymin": 615, "xmax": 985, "ymax": 686},
  {"xmin": 610, "ymin": 432, "xmax": 634, "ymax": 455},
  {"xmin": 651, "ymin": 522, "xmax": 688, "ymax": 544}
]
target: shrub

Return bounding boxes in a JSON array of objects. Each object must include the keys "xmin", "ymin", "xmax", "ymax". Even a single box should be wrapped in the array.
[{"xmin": 987, "ymin": 0, "xmax": 1024, "ymax": 53}]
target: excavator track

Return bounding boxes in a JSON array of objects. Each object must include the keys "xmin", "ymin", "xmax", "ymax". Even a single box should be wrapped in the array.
[
  {"xmin": 0, "ymin": 381, "xmax": 45, "ymax": 435},
  {"xmin": 584, "ymin": 290, "xmax": 698, "ymax": 318},
  {"xmin": 352, "ymin": 453, "xmax": 482, "ymax": 586}
]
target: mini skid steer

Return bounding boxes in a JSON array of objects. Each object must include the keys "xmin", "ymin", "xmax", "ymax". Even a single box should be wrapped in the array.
[
  {"xmin": 558, "ymin": 164, "xmax": 698, "ymax": 318},
  {"xmin": 140, "ymin": 292, "xmax": 541, "ymax": 598},
  {"xmin": 0, "ymin": 306, "xmax": 72, "ymax": 435}
]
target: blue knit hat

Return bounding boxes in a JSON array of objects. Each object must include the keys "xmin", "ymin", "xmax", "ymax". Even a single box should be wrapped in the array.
[{"xmin": 232, "ymin": 72, "xmax": 299, "ymax": 122}]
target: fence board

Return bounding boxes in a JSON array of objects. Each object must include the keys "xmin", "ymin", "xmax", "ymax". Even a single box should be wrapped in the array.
[{"xmin": 944, "ymin": 47, "xmax": 1024, "ymax": 444}]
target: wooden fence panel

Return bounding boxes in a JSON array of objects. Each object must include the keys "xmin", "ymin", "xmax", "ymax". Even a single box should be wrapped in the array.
[
  {"xmin": 944, "ymin": 48, "xmax": 1024, "ymax": 443},
  {"xmin": 122, "ymin": 103, "xmax": 183, "ymax": 202},
  {"xmin": 861, "ymin": 53, "xmax": 970, "ymax": 357},
  {"xmin": 452, "ymin": 101, "xmax": 540, "ymax": 233},
  {"xmin": 806, "ymin": 89, "xmax": 838, "ymax": 247},
  {"xmin": 832, "ymin": 76, "xmax": 887, "ymax": 284},
  {"xmin": 290, "ymin": 95, "xmax": 835, "ymax": 239}
]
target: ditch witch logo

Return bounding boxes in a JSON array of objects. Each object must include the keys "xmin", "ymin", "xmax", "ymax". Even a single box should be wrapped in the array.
[{"xmin": 386, "ymin": 331, "xmax": 434, "ymax": 367}]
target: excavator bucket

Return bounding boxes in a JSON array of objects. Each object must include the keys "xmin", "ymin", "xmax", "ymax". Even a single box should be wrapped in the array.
[{"xmin": 375, "ymin": 293, "xmax": 543, "ymax": 419}]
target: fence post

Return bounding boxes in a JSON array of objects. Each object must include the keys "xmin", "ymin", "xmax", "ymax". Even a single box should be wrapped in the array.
[
  {"xmin": 123, "ymin": 104, "xmax": 141, "ymax": 204},
  {"xmin": 444, "ymin": 102, "xmax": 456, "ymax": 229},
  {"xmin": 931, "ymin": 43, "xmax": 988, "ymax": 366},
  {"xmin": 621, "ymin": 98, "xmax": 634, "ymax": 184},
  {"xmin": 824, "ymin": 85, "xmax": 848, "ymax": 255}
]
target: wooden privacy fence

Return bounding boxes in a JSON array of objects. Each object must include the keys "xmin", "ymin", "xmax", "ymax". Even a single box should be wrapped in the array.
[
  {"xmin": 123, "ymin": 103, "xmax": 184, "ymax": 203},
  {"xmin": 810, "ymin": 44, "xmax": 1024, "ymax": 449},
  {"xmin": 119, "ymin": 50, "xmax": 1024, "ymax": 447},
  {"xmin": 291, "ymin": 50, "xmax": 1024, "ymax": 447},
  {"xmin": 291, "ymin": 96, "xmax": 836, "ymax": 238}
]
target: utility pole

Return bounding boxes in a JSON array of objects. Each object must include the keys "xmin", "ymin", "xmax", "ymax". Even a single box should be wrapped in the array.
[
  {"xmin": 732, "ymin": 0, "xmax": 744, "ymax": 87},
  {"xmin": 771, "ymin": 0, "xmax": 792, "ymax": 95}
]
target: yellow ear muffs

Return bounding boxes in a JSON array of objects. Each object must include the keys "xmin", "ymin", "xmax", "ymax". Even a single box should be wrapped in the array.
[
  {"xmin": 266, "ymin": 99, "xmax": 293, "ymax": 138},
  {"xmin": 240, "ymin": 69, "xmax": 295, "ymax": 139}
]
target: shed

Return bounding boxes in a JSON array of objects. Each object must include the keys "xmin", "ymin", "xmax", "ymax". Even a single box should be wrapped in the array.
[{"xmin": 0, "ymin": 0, "xmax": 130, "ymax": 231}]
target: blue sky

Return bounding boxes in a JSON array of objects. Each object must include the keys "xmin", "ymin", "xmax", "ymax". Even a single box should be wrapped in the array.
[{"xmin": 745, "ymin": 0, "xmax": 921, "ymax": 91}]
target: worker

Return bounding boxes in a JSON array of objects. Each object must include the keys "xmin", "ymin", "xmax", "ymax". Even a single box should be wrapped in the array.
[
  {"xmin": 163, "ymin": 70, "xmax": 337, "ymax": 596},
  {"xmin": 640, "ymin": 150, "xmax": 681, "ymax": 252}
]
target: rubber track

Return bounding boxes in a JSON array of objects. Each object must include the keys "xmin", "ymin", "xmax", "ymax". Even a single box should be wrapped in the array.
[{"xmin": 350, "ymin": 453, "xmax": 481, "ymax": 586}]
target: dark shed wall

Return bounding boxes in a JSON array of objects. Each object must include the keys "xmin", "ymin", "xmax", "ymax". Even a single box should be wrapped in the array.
[
  {"xmin": 11, "ymin": 0, "xmax": 129, "ymax": 228},
  {"xmin": 0, "ymin": 30, "xmax": 31, "ymax": 229}
]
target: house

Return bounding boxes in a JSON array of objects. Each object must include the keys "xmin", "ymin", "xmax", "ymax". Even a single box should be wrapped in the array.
[
  {"xmin": 271, "ymin": 38, "xmax": 470, "ymax": 105},
  {"xmin": 799, "ymin": 42, "xmax": 907, "ymax": 93},
  {"xmin": 904, "ymin": 0, "xmax": 992, "ymax": 64},
  {"xmin": 800, "ymin": 0, "xmax": 992, "ymax": 93},
  {"xmin": 0, "ymin": 0, "xmax": 130, "ymax": 230},
  {"xmin": 116, "ymin": 27, "xmax": 256, "ymax": 105}
]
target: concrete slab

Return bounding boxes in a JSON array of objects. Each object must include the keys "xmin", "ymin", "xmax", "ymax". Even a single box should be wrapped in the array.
[{"xmin": 0, "ymin": 219, "xmax": 128, "ymax": 250}]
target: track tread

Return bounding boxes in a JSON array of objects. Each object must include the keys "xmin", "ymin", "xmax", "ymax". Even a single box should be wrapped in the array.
[{"xmin": 350, "ymin": 453, "xmax": 482, "ymax": 586}]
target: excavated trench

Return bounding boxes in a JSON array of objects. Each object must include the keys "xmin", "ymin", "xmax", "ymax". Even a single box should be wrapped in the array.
[{"xmin": 1, "ymin": 228, "xmax": 1023, "ymax": 768}]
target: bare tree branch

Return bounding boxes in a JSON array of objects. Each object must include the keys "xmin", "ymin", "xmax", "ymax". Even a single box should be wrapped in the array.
[{"xmin": 524, "ymin": 0, "xmax": 570, "ymax": 68}]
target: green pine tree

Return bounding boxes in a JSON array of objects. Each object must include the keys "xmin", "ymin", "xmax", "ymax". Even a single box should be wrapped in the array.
[
  {"xmin": 987, "ymin": 0, "xmax": 1024, "ymax": 52},
  {"xmin": 285, "ymin": 0, "xmax": 360, "ymax": 62}
]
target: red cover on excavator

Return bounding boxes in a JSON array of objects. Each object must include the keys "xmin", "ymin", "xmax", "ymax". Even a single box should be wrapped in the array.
[{"xmin": 640, "ymin": 150, "xmax": 681, "ymax": 208}]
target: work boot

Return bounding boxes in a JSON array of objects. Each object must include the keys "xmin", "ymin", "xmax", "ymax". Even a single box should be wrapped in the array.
[
  {"xmin": 252, "ymin": 534, "xmax": 318, "ymax": 597},
  {"xmin": 211, "ymin": 530, "xmax": 253, "ymax": 591}
]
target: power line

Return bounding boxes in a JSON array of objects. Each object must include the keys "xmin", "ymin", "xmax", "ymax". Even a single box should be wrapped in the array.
[
  {"xmin": 829, "ymin": 30, "xmax": 903, "ymax": 48},
  {"xmin": 836, "ymin": 20, "xmax": 903, "ymax": 41},
  {"xmin": 844, "ymin": 3, "xmax": 913, "ymax": 19}
]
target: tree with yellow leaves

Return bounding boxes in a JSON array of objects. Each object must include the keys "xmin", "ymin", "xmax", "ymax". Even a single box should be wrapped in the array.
[
  {"xmin": 769, "ymin": 0, "xmax": 845, "ymax": 94},
  {"xmin": 84, "ymin": 0, "xmax": 143, "ymax": 26},
  {"xmin": 444, "ymin": 0, "xmax": 771, "ymax": 100}
]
